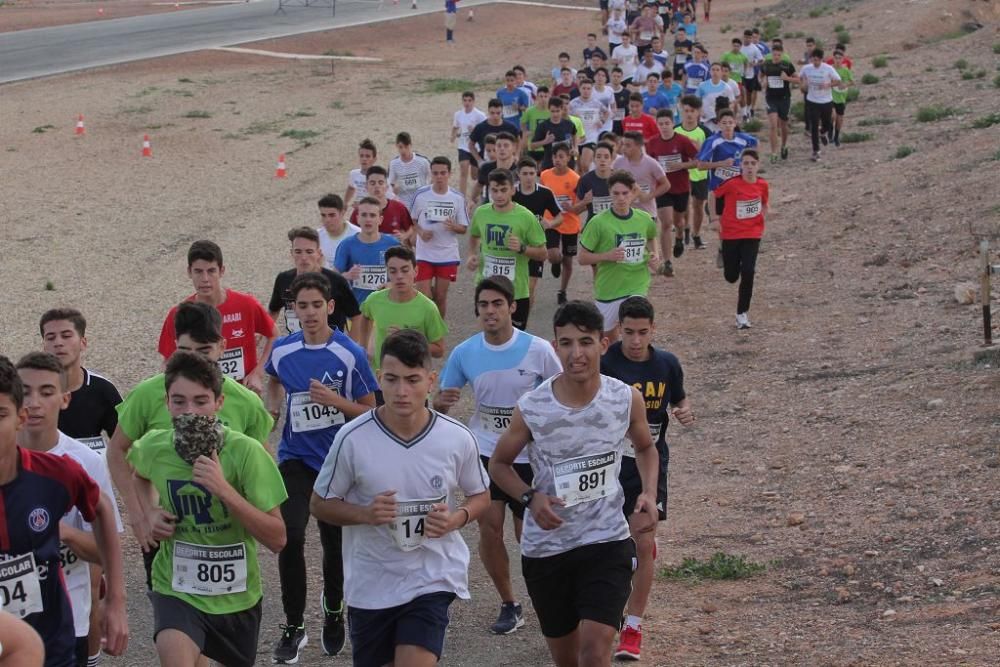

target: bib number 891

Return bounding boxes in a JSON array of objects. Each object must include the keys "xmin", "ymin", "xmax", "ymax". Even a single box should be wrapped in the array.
[
  {"xmin": 197, "ymin": 563, "xmax": 236, "ymax": 584},
  {"xmin": 578, "ymin": 469, "xmax": 607, "ymax": 492}
]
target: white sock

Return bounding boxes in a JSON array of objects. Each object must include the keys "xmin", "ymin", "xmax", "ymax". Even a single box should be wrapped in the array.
[
  {"xmin": 625, "ymin": 615, "xmax": 642, "ymax": 630},
  {"xmin": 87, "ymin": 654, "xmax": 102, "ymax": 667}
]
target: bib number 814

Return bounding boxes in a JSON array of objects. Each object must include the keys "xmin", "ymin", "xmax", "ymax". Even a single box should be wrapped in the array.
[{"xmin": 197, "ymin": 563, "xmax": 236, "ymax": 584}]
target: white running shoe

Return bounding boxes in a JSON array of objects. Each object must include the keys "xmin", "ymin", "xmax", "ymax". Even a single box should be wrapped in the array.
[{"xmin": 736, "ymin": 312, "xmax": 751, "ymax": 329}]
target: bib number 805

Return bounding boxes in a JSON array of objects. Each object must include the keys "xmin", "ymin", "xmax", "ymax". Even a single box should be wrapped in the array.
[{"xmin": 197, "ymin": 563, "xmax": 236, "ymax": 584}]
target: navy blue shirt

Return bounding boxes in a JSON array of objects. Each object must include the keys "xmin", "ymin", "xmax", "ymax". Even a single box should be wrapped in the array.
[{"xmin": 0, "ymin": 448, "xmax": 100, "ymax": 667}]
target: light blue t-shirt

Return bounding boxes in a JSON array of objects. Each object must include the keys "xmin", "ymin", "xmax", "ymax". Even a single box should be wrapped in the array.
[
  {"xmin": 333, "ymin": 233, "xmax": 401, "ymax": 304},
  {"xmin": 496, "ymin": 87, "xmax": 531, "ymax": 127},
  {"xmin": 658, "ymin": 82, "xmax": 683, "ymax": 113},
  {"xmin": 264, "ymin": 329, "xmax": 378, "ymax": 472}
]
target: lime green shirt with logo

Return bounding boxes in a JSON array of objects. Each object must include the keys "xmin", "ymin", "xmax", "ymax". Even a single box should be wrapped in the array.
[
  {"xmin": 675, "ymin": 124, "xmax": 708, "ymax": 182},
  {"xmin": 360, "ymin": 290, "xmax": 449, "ymax": 371},
  {"xmin": 830, "ymin": 65, "xmax": 853, "ymax": 104},
  {"xmin": 127, "ymin": 427, "xmax": 287, "ymax": 614},
  {"xmin": 580, "ymin": 207, "xmax": 658, "ymax": 301},
  {"xmin": 720, "ymin": 52, "xmax": 748, "ymax": 82},
  {"xmin": 522, "ymin": 106, "xmax": 551, "ymax": 157},
  {"xmin": 470, "ymin": 203, "xmax": 546, "ymax": 300},
  {"xmin": 116, "ymin": 374, "xmax": 273, "ymax": 444}
]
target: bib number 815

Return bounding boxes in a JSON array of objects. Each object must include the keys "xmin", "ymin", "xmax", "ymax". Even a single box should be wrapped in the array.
[{"xmin": 197, "ymin": 563, "xmax": 236, "ymax": 584}]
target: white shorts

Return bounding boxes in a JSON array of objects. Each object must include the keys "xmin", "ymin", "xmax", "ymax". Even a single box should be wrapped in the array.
[{"xmin": 595, "ymin": 295, "xmax": 642, "ymax": 332}]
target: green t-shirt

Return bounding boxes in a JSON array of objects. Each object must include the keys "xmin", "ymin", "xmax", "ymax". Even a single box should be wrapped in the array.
[
  {"xmin": 360, "ymin": 290, "xmax": 449, "ymax": 371},
  {"xmin": 127, "ymin": 427, "xmax": 287, "ymax": 614},
  {"xmin": 579, "ymin": 207, "xmax": 658, "ymax": 301},
  {"xmin": 522, "ymin": 106, "xmax": 551, "ymax": 155},
  {"xmin": 469, "ymin": 203, "xmax": 547, "ymax": 300},
  {"xmin": 117, "ymin": 373, "xmax": 273, "ymax": 445},
  {"xmin": 830, "ymin": 65, "xmax": 853, "ymax": 104},
  {"xmin": 720, "ymin": 52, "xmax": 748, "ymax": 82},
  {"xmin": 675, "ymin": 125, "xmax": 708, "ymax": 182},
  {"xmin": 568, "ymin": 114, "xmax": 585, "ymax": 140}
]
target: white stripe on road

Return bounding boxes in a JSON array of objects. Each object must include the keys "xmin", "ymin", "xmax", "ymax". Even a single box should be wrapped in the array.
[{"xmin": 213, "ymin": 45, "xmax": 383, "ymax": 61}]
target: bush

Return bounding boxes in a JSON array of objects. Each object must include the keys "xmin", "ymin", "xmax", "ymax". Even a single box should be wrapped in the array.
[
  {"xmin": 954, "ymin": 59, "xmax": 969, "ymax": 70},
  {"xmin": 808, "ymin": 7, "xmax": 827, "ymax": 18},
  {"xmin": 845, "ymin": 87, "xmax": 860, "ymax": 102},
  {"xmin": 872, "ymin": 55, "xmax": 888, "ymax": 68},
  {"xmin": 741, "ymin": 118, "xmax": 763, "ymax": 132},
  {"xmin": 893, "ymin": 146, "xmax": 915, "ymax": 160},
  {"xmin": 660, "ymin": 552, "xmax": 767, "ymax": 581},
  {"xmin": 836, "ymin": 30, "xmax": 852, "ymax": 45},
  {"xmin": 720, "ymin": 24, "xmax": 732, "ymax": 33},
  {"xmin": 791, "ymin": 100, "xmax": 805, "ymax": 122},
  {"xmin": 994, "ymin": 74, "xmax": 1000, "ymax": 89},
  {"xmin": 840, "ymin": 132, "xmax": 873, "ymax": 143},
  {"xmin": 915, "ymin": 106, "xmax": 959, "ymax": 122},
  {"xmin": 181, "ymin": 110, "xmax": 212, "ymax": 119},
  {"xmin": 961, "ymin": 70, "xmax": 976, "ymax": 80},
  {"xmin": 971, "ymin": 113, "xmax": 1000, "ymax": 129},
  {"xmin": 994, "ymin": 43, "xmax": 1000, "ymax": 55},
  {"xmin": 861, "ymin": 73, "xmax": 879, "ymax": 85},
  {"xmin": 858, "ymin": 117, "xmax": 894, "ymax": 126},
  {"xmin": 833, "ymin": 23, "xmax": 845, "ymax": 32}
]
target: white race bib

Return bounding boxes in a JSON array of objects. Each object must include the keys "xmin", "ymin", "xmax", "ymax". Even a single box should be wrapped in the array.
[
  {"xmin": 218, "ymin": 348, "xmax": 245, "ymax": 381},
  {"xmin": 172, "ymin": 541, "xmax": 247, "ymax": 596},
  {"xmin": 390, "ymin": 496, "xmax": 446, "ymax": 552},
  {"xmin": 736, "ymin": 197, "xmax": 762, "ymax": 220},
  {"xmin": 624, "ymin": 423, "xmax": 661, "ymax": 458},
  {"xmin": 483, "ymin": 254, "xmax": 516, "ymax": 278},
  {"xmin": 767, "ymin": 75, "xmax": 784, "ymax": 89},
  {"xmin": 640, "ymin": 30, "xmax": 653, "ymax": 41},
  {"xmin": 686, "ymin": 77, "xmax": 702, "ymax": 89},
  {"xmin": 618, "ymin": 237, "xmax": 646, "ymax": 264},
  {"xmin": 59, "ymin": 543, "xmax": 87, "ymax": 587},
  {"xmin": 289, "ymin": 391, "xmax": 345, "ymax": 433},
  {"xmin": 479, "ymin": 405, "xmax": 514, "ymax": 434},
  {"xmin": 425, "ymin": 201, "xmax": 456, "ymax": 222},
  {"xmin": 502, "ymin": 104, "xmax": 517, "ymax": 119},
  {"xmin": 284, "ymin": 306, "xmax": 301, "ymax": 333},
  {"xmin": 555, "ymin": 194, "xmax": 573, "ymax": 211},
  {"xmin": 714, "ymin": 166, "xmax": 741, "ymax": 181},
  {"xmin": 552, "ymin": 451, "xmax": 617, "ymax": 507},
  {"xmin": 658, "ymin": 153, "xmax": 682, "ymax": 171},
  {"xmin": 78, "ymin": 436, "xmax": 106, "ymax": 454},
  {"xmin": 355, "ymin": 265, "xmax": 387, "ymax": 290},
  {"xmin": 580, "ymin": 108, "xmax": 599, "ymax": 125},
  {"xmin": 592, "ymin": 195, "xmax": 613, "ymax": 213},
  {"xmin": 614, "ymin": 106, "xmax": 626, "ymax": 121},
  {"xmin": 744, "ymin": 64, "xmax": 755, "ymax": 78},
  {"xmin": 675, "ymin": 53, "xmax": 687, "ymax": 65},
  {"xmin": 0, "ymin": 553, "xmax": 44, "ymax": 619},
  {"xmin": 402, "ymin": 173, "xmax": 420, "ymax": 190}
]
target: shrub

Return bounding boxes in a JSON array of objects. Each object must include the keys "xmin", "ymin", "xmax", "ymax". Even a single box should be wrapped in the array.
[
  {"xmin": 954, "ymin": 59, "xmax": 969, "ymax": 70},
  {"xmin": 741, "ymin": 118, "xmax": 763, "ymax": 132},
  {"xmin": 182, "ymin": 110, "xmax": 212, "ymax": 119},
  {"xmin": 971, "ymin": 113, "xmax": 1000, "ymax": 129},
  {"xmin": 858, "ymin": 117, "xmax": 894, "ymax": 126},
  {"xmin": 836, "ymin": 31, "xmax": 852, "ymax": 45},
  {"xmin": 840, "ymin": 132, "xmax": 873, "ymax": 143},
  {"xmin": 861, "ymin": 73, "xmax": 879, "ymax": 84},
  {"xmin": 915, "ymin": 106, "xmax": 959, "ymax": 122},
  {"xmin": 660, "ymin": 552, "xmax": 767, "ymax": 581},
  {"xmin": 872, "ymin": 55, "xmax": 888, "ymax": 68},
  {"xmin": 791, "ymin": 100, "xmax": 805, "ymax": 122},
  {"xmin": 845, "ymin": 87, "xmax": 860, "ymax": 102},
  {"xmin": 993, "ymin": 43, "xmax": 1000, "ymax": 55},
  {"xmin": 893, "ymin": 146, "xmax": 915, "ymax": 159}
]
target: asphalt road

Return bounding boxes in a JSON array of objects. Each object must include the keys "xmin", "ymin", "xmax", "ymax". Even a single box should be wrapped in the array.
[{"xmin": 0, "ymin": 0, "xmax": 496, "ymax": 84}]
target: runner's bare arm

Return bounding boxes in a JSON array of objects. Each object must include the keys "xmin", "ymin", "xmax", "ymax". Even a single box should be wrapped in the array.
[
  {"xmin": 429, "ymin": 338, "xmax": 446, "ymax": 359},
  {"xmin": 343, "ymin": 184, "xmax": 356, "ymax": 208},
  {"xmin": 466, "ymin": 236, "xmax": 481, "ymax": 271},
  {"xmin": 107, "ymin": 426, "xmax": 156, "ymax": 549},
  {"xmin": 670, "ymin": 397, "xmax": 695, "ymax": 425},
  {"xmin": 627, "ymin": 386, "xmax": 659, "ymax": 528},
  {"xmin": 308, "ymin": 379, "xmax": 376, "ymax": 419},
  {"xmin": 244, "ymin": 333, "xmax": 277, "ymax": 392},
  {"xmin": 431, "ymin": 387, "xmax": 462, "ymax": 413},
  {"xmin": 488, "ymin": 407, "xmax": 532, "ymax": 499},
  {"xmin": 348, "ymin": 314, "xmax": 364, "ymax": 345},
  {"xmin": 59, "ymin": 515, "xmax": 103, "ymax": 563},
  {"xmin": 0, "ymin": 611, "xmax": 44, "ymax": 666},
  {"xmin": 652, "ymin": 174, "xmax": 671, "ymax": 198},
  {"xmin": 425, "ymin": 490, "xmax": 489, "ymax": 537},
  {"xmin": 310, "ymin": 489, "xmax": 397, "ymax": 526},
  {"xmin": 92, "ymin": 493, "xmax": 128, "ymax": 656},
  {"xmin": 266, "ymin": 374, "xmax": 284, "ymax": 420}
]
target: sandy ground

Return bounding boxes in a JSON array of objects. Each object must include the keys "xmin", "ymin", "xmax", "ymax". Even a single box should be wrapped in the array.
[{"xmin": 2, "ymin": 0, "xmax": 1000, "ymax": 664}]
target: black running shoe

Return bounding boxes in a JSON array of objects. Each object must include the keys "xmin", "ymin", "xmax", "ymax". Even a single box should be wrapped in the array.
[
  {"xmin": 551, "ymin": 262, "xmax": 561, "ymax": 279},
  {"xmin": 273, "ymin": 625, "xmax": 307, "ymax": 664},
  {"xmin": 490, "ymin": 602, "xmax": 525, "ymax": 635},
  {"xmin": 660, "ymin": 260, "xmax": 674, "ymax": 277},
  {"xmin": 557, "ymin": 290, "xmax": 567, "ymax": 305},
  {"xmin": 673, "ymin": 238, "xmax": 684, "ymax": 258},
  {"xmin": 781, "ymin": 146, "xmax": 789, "ymax": 160},
  {"xmin": 321, "ymin": 594, "xmax": 346, "ymax": 657},
  {"xmin": 684, "ymin": 228, "xmax": 691, "ymax": 245},
  {"xmin": 694, "ymin": 236, "xmax": 705, "ymax": 249},
  {"xmin": 821, "ymin": 134, "xmax": 828, "ymax": 146}
]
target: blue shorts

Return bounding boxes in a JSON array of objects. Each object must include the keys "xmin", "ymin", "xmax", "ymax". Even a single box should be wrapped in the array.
[
  {"xmin": 457, "ymin": 148, "xmax": 477, "ymax": 166},
  {"xmin": 348, "ymin": 591, "xmax": 456, "ymax": 667}
]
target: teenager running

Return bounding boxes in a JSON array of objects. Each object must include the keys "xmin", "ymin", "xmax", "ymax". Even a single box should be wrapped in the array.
[
  {"xmin": 343, "ymin": 138, "xmax": 379, "ymax": 209},
  {"xmin": 830, "ymin": 48, "xmax": 854, "ymax": 147},
  {"xmin": 760, "ymin": 42, "xmax": 797, "ymax": 162},
  {"xmin": 612, "ymin": 131, "xmax": 669, "ymax": 274},
  {"xmin": 696, "ymin": 63, "xmax": 737, "ymax": 133},
  {"xmin": 696, "ymin": 110, "xmax": 759, "ymax": 244},
  {"xmin": 333, "ymin": 197, "xmax": 401, "ymax": 306},
  {"xmin": 540, "ymin": 144, "xmax": 587, "ymax": 305},
  {"xmin": 800, "ymin": 48, "xmax": 843, "ymax": 161},
  {"xmin": 476, "ymin": 131, "xmax": 520, "ymax": 204},
  {"xmin": 521, "ymin": 86, "xmax": 552, "ymax": 165},
  {"xmin": 530, "ymin": 97, "xmax": 579, "ymax": 171},
  {"xmin": 310, "ymin": 330, "xmax": 490, "ymax": 667},
  {"xmin": 645, "ymin": 110, "xmax": 699, "ymax": 262},
  {"xmin": 468, "ymin": 99, "xmax": 521, "ymax": 177},
  {"xmin": 621, "ymin": 93, "xmax": 659, "ymax": 141},
  {"xmin": 434, "ymin": 276, "xmax": 561, "ymax": 635},
  {"xmin": 451, "ymin": 92, "xmax": 487, "ymax": 198},
  {"xmin": 349, "ymin": 166, "xmax": 414, "ymax": 243},
  {"xmin": 513, "ymin": 158, "xmax": 564, "ymax": 309},
  {"xmin": 265, "ymin": 272, "xmax": 378, "ymax": 663},
  {"xmin": 568, "ymin": 78, "xmax": 611, "ymax": 173},
  {"xmin": 489, "ymin": 301, "xmax": 659, "ymax": 667},
  {"xmin": 388, "ymin": 132, "xmax": 432, "ymax": 207},
  {"xmin": 497, "ymin": 70, "xmax": 531, "ymax": 128},
  {"xmin": 316, "ymin": 194, "xmax": 360, "ymax": 271},
  {"xmin": 676, "ymin": 96, "xmax": 712, "ymax": 247}
]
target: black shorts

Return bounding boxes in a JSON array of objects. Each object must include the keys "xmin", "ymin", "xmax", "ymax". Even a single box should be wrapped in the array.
[
  {"xmin": 480, "ymin": 455, "xmax": 533, "ymax": 520},
  {"xmin": 513, "ymin": 297, "xmax": 530, "ymax": 330},
  {"xmin": 150, "ymin": 592, "xmax": 262, "ymax": 667},
  {"xmin": 765, "ymin": 96, "xmax": 791, "ymax": 121},
  {"xmin": 743, "ymin": 76, "xmax": 761, "ymax": 92},
  {"xmin": 527, "ymin": 259, "xmax": 544, "ymax": 278},
  {"xmin": 690, "ymin": 179, "xmax": 709, "ymax": 201},
  {"xmin": 715, "ymin": 194, "xmax": 725, "ymax": 216},
  {"xmin": 655, "ymin": 191, "xmax": 690, "ymax": 213},
  {"xmin": 75, "ymin": 636, "xmax": 88, "ymax": 667},
  {"xmin": 545, "ymin": 229, "xmax": 578, "ymax": 256},
  {"xmin": 833, "ymin": 101, "xmax": 846, "ymax": 116},
  {"xmin": 349, "ymin": 591, "xmax": 456, "ymax": 666},
  {"xmin": 599, "ymin": 0, "xmax": 608, "ymax": 9},
  {"xmin": 522, "ymin": 539, "xmax": 637, "ymax": 638},
  {"xmin": 457, "ymin": 148, "xmax": 477, "ymax": 166},
  {"xmin": 621, "ymin": 441, "xmax": 669, "ymax": 521}
]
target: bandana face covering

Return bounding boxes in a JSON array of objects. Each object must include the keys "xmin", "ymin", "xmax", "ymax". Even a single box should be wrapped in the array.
[{"xmin": 172, "ymin": 413, "xmax": 225, "ymax": 464}]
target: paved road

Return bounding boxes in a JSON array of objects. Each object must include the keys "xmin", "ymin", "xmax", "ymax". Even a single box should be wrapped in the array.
[{"xmin": 0, "ymin": 0, "xmax": 494, "ymax": 84}]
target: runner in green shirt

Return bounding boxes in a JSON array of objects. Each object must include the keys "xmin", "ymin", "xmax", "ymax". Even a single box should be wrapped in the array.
[
  {"xmin": 720, "ymin": 40, "xmax": 749, "ymax": 84},
  {"xmin": 128, "ymin": 351, "xmax": 287, "ymax": 666},
  {"xmin": 579, "ymin": 170, "xmax": 659, "ymax": 343},
  {"xmin": 467, "ymin": 168, "xmax": 547, "ymax": 330},
  {"xmin": 359, "ymin": 246, "xmax": 449, "ymax": 372},
  {"xmin": 829, "ymin": 48, "xmax": 854, "ymax": 147},
  {"xmin": 677, "ymin": 95, "xmax": 711, "ymax": 248},
  {"xmin": 521, "ymin": 88, "xmax": 552, "ymax": 162}
]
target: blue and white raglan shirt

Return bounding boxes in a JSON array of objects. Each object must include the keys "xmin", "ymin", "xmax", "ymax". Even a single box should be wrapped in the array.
[{"xmin": 697, "ymin": 131, "xmax": 759, "ymax": 191}]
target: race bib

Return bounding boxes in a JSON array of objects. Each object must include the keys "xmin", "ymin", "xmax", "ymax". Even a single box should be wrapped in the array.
[
  {"xmin": 78, "ymin": 436, "xmax": 106, "ymax": 454},
  {"xmin": 289, "ymin": 391, "xmax": 345, "ymax": 433},
  {"xmin": 402, "ymin": 173, "xmax": 420, "ymax": 190},
  {"xmin": 579, "ymin": 108, "xmax": 598, "ymax": 125},
  {"xmin": 355, "ymin": 265, "xmax": 387, "ymax": 290},
  {"xmin": 284, "ymin": 306, "xmax": 301, "ymax": 333},
  {"xmin": 592, "ymin": 195, "xmax": 613, "ymax": 213},
  {"xmin": 484, "ymin": 254, "xmax": 516, "ymax": 278},
  {"xmin": 172, "ymin": 541, "xmax": 248, "ymax": 596},
  {"xmin": 714, "ymin": 166, "xmax": 741, "ymax": 181},
  {"xmin": 658, "ymin": 153, "xmax": 682, "ymax": 171},
  {"xmin": 640, "ymin": 30, "xmax": 653, "ymax": 41},
  {"xmin": 675, "ymin": 53, "xmax": 687, "ymax": 65},
  {"xmin": 425, "ymin": 201, "xmax": 455, "ymax": 222},
  {"xmin": 59, "ymin": 543, "xmax": 87, "ymax": 586},
  {"xmin": 552, "ymin": 451, "xmax": 617, "ymax": 507},
  {"xmin": 744, "ymin": 64, "xmax": 755, "ymax": 78},
  {"xmin": 686, "ymin": 77, "xmax": 702, "ymax": 89},
  {"xmin": 639, "ymin": 183, "xmax": 651, "ymax": 194},
  {"xmin": 218, "ymin": 348, "xmax": 245, "ymax": 381},
  {"xmin": 390, "ymin": 496, "xmax": 446, "ymax": 552},
  {"xmin": 736, "ymin": 198, "xmax": 762, "ymax": 220},
  {"xmin": 624, "ymin": 423, "xmax": 661, "ymax": 458},
  {"xmin": 555, "ymin": 194, "xmax": 573, "ymax": 211},
  {"xmin": 479, "ymin": 405, "xmax": 513, "ymax": 434},
  {"xmin": 767, "ymin": 75, "xmax": 784, "ymax": 89},
  {"xmin": 502, "ymin": 104, "xmax": 517, "ymax": 118},
  {"xmin": 619, "ymin": 237, "xmax": 646, "ymax": 264},
  {"xmin": 0, "ymin": 553, "xmax": 44, "ymax": 619},
  {"xmin": 614, "ymin": 107, "xmax": 626, "ymax": 121}
]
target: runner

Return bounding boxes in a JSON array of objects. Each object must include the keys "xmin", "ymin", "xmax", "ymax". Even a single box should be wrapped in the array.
[
  {"xmin": 433, "ymin": 276, "xmax": 561, "ymax": 635},
  {"xmin": 0, "ymin": 612, "xmax": 43, "ymax": 666},
  {"xmin": 264, "ymin": 272, "xmax": 378, "ymax": 663},
  {"xmin": 740, "ymin": 29, "xmax": 765, "ymax": 119},
  {"xmin": 343, "ymin": 138, "xmax": 378, "ymax": 209},
  {"xmin": 568, "ymin": 78, "xmax": 610, "ymax": 173},
  {"xmin": 334, "ymin": 197, "xmax": 402, "ymax": 306},
  {"xmin": 551, "ymin": 68, "xmax": 580, "ymax": 100},
  {"xmin": 550, "ymin": 52, "xmax": 577, "ymax": 85},
  {"xmin": 310, "ymin": 329, "xmax": 490, "ymax": 667},
  {"xmin": 578, "ymin": 170, "xmax": 660, "ymax": 341},
  {"xmin": 719, "ymin": 63, "xmax": 743, "ymax": 120},
  {"xmin": 476, "ymin": 131, "xmax": 520, "ymax": 204},
  {"xmin": 521, "ymin": 86, "xmax": 551, "ymax": 165},
  {"xmin": 610, "ymin": 67, "xmax": 631, "ymax": 134},
  {"xmin": 497, "ymin": 70, "xmax": 531, "ymax": 128},
  {"xmin": 315, "ymin": 194, "xmax": 360, "ymax": 272},
  {"xmin": 610, "ymin": 32, "xmax": 639, "ymax": 84},
  {"xmin": 268, "ymin": 226, "xmax": 361, "ymax": 339},
  {"xmin": 410, "ymin": 156, "xmax": 470, "ymax": 318},
  {"xmin": 629, "ymin": 3, "xmax": 661, "ymax": 58},
  {"xmin": 641, "ymin": 72, "xmax": 673, "ymax": 114},
  {"xmin": 606, "ymin": 7, "xmax": 628, "ymax": 56},
  {"xmin": 760, "ymin": 42, "xmax": 797, "ymax": 162},
  {"xmin": 575, "ymin": 141, "xmax": 616, "ymax": 223},
  {"xmin": 468, "ymin": 99, "xmax": 521, "ymax": 187},
  {"xmin": 671, "ymin": 27, "xmax": 693, "ymax": 82},
  {"xmin": 714, "ymin": 149, "xmax": 769, "ymax": 329},
  {"xmin": 621, "ymin": 93, "xmax": 659, "ymax": 141},
  {"xmin": 696, "ymin": 63, "xmax": 736, "ymax": 132},
  {"xmin": 635, "ymin": 51, "xmax": 664, "ymax": 95},
  {"xmin": 127, "ymin": 351, "xmax": 287, "ymax": 667},
  {"xmin": 157, "ymin": 240, "xmax": 277, "ymax": 393},
  {"xmin": 682, "ymin": 43, "xmax": 710, "ymax": 96},
  {"xmin": 388, "ymin": 132, "xmax": 432, "ymax": 207},
  {"xmin": 39, "ymin": 308, "xmax": 121, "ymax": 455},
  {"xmin": 830, "ymin": 48, "xmax": 854, "ymax": 147},
  {"xmin": 512, "ymin": 65, "xmax": 538, "ymax": 101},
  {"xmin": 15, "ymin": 352, "xmax": 124, "ymax": 667},
  {"xmin": 513, "ymin": 158, "xmax": 564, "ymax": 309},
  {"xmin": 530, "ymin": 97, "xmax": 578, "ymax": 170},
  {"xmin": 591, "ymin": 68, "xmax": 617, "ymax": 137},
  {"xmin": 599, "ymin": 296, "xmax": 694, "ymax": 660},
  {"xmin": 489, "ymin": 301, "xmax": 659, "ymax": 667},
  {"xmin": 675, "ymin": 95, "xmax": 711, "ymax": 247},
  {"xmin": 612, "ymin": 132, "xmax": 670, "ymax": 276},
  {"xmin": 696, "ymin": 109, "xmax": 759, "ymax": 241},
  {"xmin": 539, "ymin": 144, "xmax": 586, "ymax": 305},
  {"xmin": 0, "ymin": 355, "xmax": 127, "ymax": 667},
  {"xmin": 468, "ymin": 169, "xmax": 547, "ymax": 330},
  {"xmin": 444, "ymin": 0, "xmax": 458, "ymax": 43},
  {"xmin": 451, "ymin": 92, "xmax": 487, "ymax": 198},
  {"xmin": 799, "ymin": 48, "xmax": 843, "ymax": 161},
  {"xmin": 646, "ymin": 110, "xmax": 699, "ymax": 266},
  {"xmin": 720, "ymin": 38, "xmax": 749, "ymax": 109},
  {"xmin": 349, "ymin": 166, "xmax": 414, "ymax": 243},
  {"xmin": 648, "ymin": 35, "xmax": 670, "ymax": 69}
]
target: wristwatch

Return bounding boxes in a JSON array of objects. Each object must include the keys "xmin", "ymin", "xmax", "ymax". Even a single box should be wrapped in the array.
[
  {"xmin": 517, "ymin": 242, "xmax": 526, "ymax": 255},
  {"xmin": 520, "ymin": 489, "xmax": 535, "ymax": 506}
]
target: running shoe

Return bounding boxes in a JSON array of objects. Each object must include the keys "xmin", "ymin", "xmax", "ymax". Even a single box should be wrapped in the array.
[
  {"xmin": 684, "ymin": 228, "xmax": 691, "ymax": 245},
  {"xmin": 273, "ymin": 625, "xmax": 307, "ymax": 664},
  {"xmin": 821, "ymin": 134, "xmax": 828, "ymax": 146},
  {"xmin": 716, "ymin": 249, "xmax": 724, "ymax": 269},
  {"xmin": 834, "ymin": 137, "xmax": 841, "ymax": 148},
  {"xmin": 321, "ymin": 594, "xmax": 346, "ymax": 657},
  {"xmin": 551, "ymin": 261, "xmax": 562, "ymax": 279},
  {"xmin": 770, "ymin": 154, "xmax": 778, "ymax": 164},
  {"xmin": 693, "ymin": 236, "xmax": 705, "ymax": 250},
  {"xmin": 811, "ymin": 152, "xmax": 820, "ymax": 162},
  {"xmin": 781, "ymin": 146, "xmax": 789, "ymax": 160},
  {"xmin": 659, "ymin": 260, "xmax": 674, "ymax": 277},
  {"xmin": 490, "ymin": 602, "xmax": 525, "ymax": 635},
  {"xmin": 615, "ymin": 625, "xmax": 642, "ymax": 660},
  {"xmin": 557, "ymin": 290, "xmax": 567, "ymax": 305},
  {"xmin": 673, "ymin": 238, "xmax": 684, "ymax": 258},
  {"xmin": 736, "ymin": 312, "xmax": 751, "ymax": 329}
]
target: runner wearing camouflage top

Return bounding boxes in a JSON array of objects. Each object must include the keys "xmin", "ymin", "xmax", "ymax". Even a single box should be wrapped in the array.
[{"xmin": 490, "ymin": 300, "xmax": 659, "ymax": 666}]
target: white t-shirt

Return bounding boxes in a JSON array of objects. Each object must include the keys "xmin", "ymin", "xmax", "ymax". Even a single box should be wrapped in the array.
[
  {"xmin": 313, "ymin": 410, "xmax": 488, "ymax": 609},
  {"xmin": 634, "ymin": 60, "xmax": 665, "ymax": 86},
  {"xmin": 410, "ymin": 186, "xmax": 470, "ymax": 264},
  {"xmin": 607, "ymin": 17, "xmax": 628, "ymax": 46},
  {"xmin": 318, "ymin": 223, "xmax": 361, "ymax": 270},
  {"xmin": 519, "ymin": 81, "xmax": 538, "ymax": 102},
  {"xmin": 347, "ymin": 168, "xmax": 367, "ymax": 201},
  {"xmin": 453, "ymin": 107, "xmax": 487, "ymax": 151},
  {"xmin": 52, "ymin": 432, "xmax": 123, "ymax": 637},
  {"xmin": 724, "ymin": 78, "xmax": 741, "ymax": 101},
  {"xmin": 740, "ymin": 43, "xmax": 763, "ymax": 78},
  {"xmin": 592, "ymin": 85, "xmax": 617, "ymax": 133},
  {"xmin": 551, "ymin": 66, "xmax": 578, "ymax": 83},
  {"xmin": 569, "ymin": 97, "xmax": 607, "ymax": 144},
  {"xmin": 801, "ymin": 62, "xmax": 842, "ymax": 104},
  {"xmin": 612, "ymin": 44, "xmax": 639, "ymax": 81},
  {"xmin": 388, "ymin": 154, "xmax": 432, "ymax": 206}
]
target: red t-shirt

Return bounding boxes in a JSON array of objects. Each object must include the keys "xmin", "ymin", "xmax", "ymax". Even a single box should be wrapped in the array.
[
  {"xmin": 621, "ymin": 113, "xmax": 659, "ymax": 142},
  {"xmin": 158, "ymin": 289, "xmax": 276, "ymax": 380},
  {"xmin": 716, "ymin": 177, "xmax": 769, "ymax": 240},
  {"xmin": 552, "ymin": 83, "xmax": 580, "ymax": 99},
  {"xmin": 350, "ymin": 199, "xmax": 413, "ymax": 235},
  {"xmin": 644, "ymin": 132, "xmax": 698, "ymax": 193},
  {"xmin": 824, "ymin": 56, "xmax": 853, "ymax": 69}
]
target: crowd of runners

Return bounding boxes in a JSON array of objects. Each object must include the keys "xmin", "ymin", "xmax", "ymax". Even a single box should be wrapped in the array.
[{"xmin": 0, "ymin": 1, "xmax": 863, "ymax": 665}]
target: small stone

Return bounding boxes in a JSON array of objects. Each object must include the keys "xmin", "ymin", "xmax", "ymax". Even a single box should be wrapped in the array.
[
  {"xmin": 749, "ymin": 533, "xmax": 765, "ymax": 544},
  {"xmin": 926, "ymin": 399, "xmax": 944, "ymax": 409},
  {"xmin": 697, "ymin": 626, "xmax": 712, "ymax": 635},
  {"xmin": 902, "ymin": 508, "xmax": 919, "ymax": 519},
  {"xmin": 787, "ymin": 512, "xmax": 806, "ymax": 527},
  {"xmin": 843, "ymin": 564, "xmax": 856, "ymax": 576},
  {"xmin": 916, "ymin": 565, "xmax": 925, "ymax": 573},
  {"xmin": 836, "ymin": 587, "xmax": 851, "ymax": 603},
  {"xmin": 954, "ymin": 282, "xmax": 977, "ymax": 304},
  {"xmin": 833, "ymin": 465, "xmax": 851, "ymax": 474},
  {"xmin": 864, "ymin": 550, "xmax": 880, "ymax": 557},
  {"xmin": 701, "ymin": 601, "xmax": 718, "ymax": 614},
  {"xmin": 882, "ymin": 609, "xmax": 897, "ymax": 618},
  {"xmin": 930, "ymin": 578, "xmax": 944, "ymax": 587}
]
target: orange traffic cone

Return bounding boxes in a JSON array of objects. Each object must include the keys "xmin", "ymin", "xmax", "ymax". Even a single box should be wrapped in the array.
[
  {"xmin": 75, "ymin": 114, "xmax": 85, "ymax": 136},
  {"xmin": 275, "ymin": 154, "xmax": 287, "ymax": 178},
  {"xmin": 142, "ymin": 134, "xmax": 152, "ymax": 157}
]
